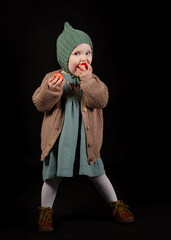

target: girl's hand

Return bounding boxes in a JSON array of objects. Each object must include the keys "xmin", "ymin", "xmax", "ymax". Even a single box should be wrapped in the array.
[
  {"xmin": 75, "ymin": 63, "xmax": 93, "ymax": 81},
  {"xmin": 48, "ymin": 75, "xmax": 65, "ymax": 92}
]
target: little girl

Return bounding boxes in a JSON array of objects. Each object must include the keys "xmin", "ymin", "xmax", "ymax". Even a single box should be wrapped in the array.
[{"xmin": 32, "ymin": 22, "xmax": 135, "ymax": 232}]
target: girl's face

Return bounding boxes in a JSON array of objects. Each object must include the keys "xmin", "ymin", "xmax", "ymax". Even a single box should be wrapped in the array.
[{"xmin": 68, "ymin": 43, "xmax": 92, "ymax": 75}]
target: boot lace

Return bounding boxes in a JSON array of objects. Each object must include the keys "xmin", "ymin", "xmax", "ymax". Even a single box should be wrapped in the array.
[
  {"xmin": 38, "ymin": 207, "xmax": 53, "ymax": 225},
  {"xmin": 110, "ymin": 200, "xmax": 133, "ymax": 216}
]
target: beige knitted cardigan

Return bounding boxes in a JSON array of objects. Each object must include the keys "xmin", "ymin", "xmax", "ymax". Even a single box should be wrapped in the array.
[{"xmin": 32, "ymin": 70, "xmax": 109, "ymax": 164}]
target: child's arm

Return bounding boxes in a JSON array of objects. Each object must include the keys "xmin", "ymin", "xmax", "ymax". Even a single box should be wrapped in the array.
[
  {"xmin": 32, "ymin": 72, "xmax": 63, "ymax": 112},
  {"xmin": 80, "ymin": 74, "xmax": 109, "ymax": 109}
]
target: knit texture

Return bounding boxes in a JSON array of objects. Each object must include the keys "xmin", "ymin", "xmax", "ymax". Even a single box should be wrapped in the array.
[
  {"xmin": 32, "ymin": 70, "xmax": 108, "ymax": 164},
  {"xmin": 57, "ymin": 22, "xmax": 93, "ymax": 73}
]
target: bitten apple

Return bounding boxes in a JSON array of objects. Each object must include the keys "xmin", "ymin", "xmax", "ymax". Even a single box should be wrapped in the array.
[{"xmin": 78, "ymin": 63, "xmax": 88, "ymax": 71}]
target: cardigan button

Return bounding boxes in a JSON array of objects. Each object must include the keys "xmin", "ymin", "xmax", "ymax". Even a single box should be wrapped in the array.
[
  {"xmin": 89, "ymin": 158, "xmax": 93, "ymax": 163},
  {"xmin": 87, "ymin": 126, "xmax": 90, "ymax": 130},
  {"xmin": 83, "ymin": 107, "xmax": 87, "ymax": 112},
  {"xmin": 88, "ymin": 143, "xmax": 92, "ymax": 148}
]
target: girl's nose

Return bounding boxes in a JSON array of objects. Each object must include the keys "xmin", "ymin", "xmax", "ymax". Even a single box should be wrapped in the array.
[
  {"xmin": 80, "ymin": 56, "xmax": 87, "ymax": 62},
  {"xmin": 80, "ymin": 53, "xmax": 88, "ymax": 62}
]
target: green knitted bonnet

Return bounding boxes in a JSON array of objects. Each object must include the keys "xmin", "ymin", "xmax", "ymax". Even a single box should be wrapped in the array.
[{"xmin": 57, "ymin": 22, "xmax": 93, "ymax": 73}]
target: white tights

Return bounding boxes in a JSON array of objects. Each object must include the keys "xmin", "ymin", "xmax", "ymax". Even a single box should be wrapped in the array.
[{"xmin": 41, "ymin": 174, "xmax": 118, "ymax": 208}]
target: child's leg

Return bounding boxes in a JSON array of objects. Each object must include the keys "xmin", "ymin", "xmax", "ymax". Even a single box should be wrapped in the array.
[
  {"xmin": 41, "ymin": 177, "xmax": 63, "ymax": 208},
  {"xmin": 87, "ymin": 174, "xmax": 118, "ymax": 203},
  {"xmin": 87, "ymin": 174, "xmax": 135, "ymax": 223}
]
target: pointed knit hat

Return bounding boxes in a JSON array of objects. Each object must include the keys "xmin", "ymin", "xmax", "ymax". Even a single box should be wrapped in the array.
[{"xmin": 57, "ymin": 22, "xmax": 93, "ymax": 73}]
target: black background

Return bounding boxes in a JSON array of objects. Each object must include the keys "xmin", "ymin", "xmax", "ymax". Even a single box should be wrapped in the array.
[{"xmin": 1, "ymin": 0, "xmax": 170, "ymax": 239}]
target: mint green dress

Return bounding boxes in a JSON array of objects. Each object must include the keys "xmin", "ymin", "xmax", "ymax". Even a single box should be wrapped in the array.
[{"xmin": 43, "ymin": 73, "xmax": 105, "ymax": 181}]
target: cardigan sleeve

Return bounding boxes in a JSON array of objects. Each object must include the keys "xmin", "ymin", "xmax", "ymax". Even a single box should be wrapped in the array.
[
  {"xmin": 80, "ymin": 74, "xmax": 109, "ymax": 109},
  {"xmin": 32, "ymin": 72, "xmax": 63, "ymax": 112}
]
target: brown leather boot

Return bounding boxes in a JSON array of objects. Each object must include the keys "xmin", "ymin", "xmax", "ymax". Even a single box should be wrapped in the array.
[
  {"xmin": 109, "ymin": 200, "xmax": 135, "ymax": 223},
  {"xmin": 38, "ymin": 207, "xmax": 54, "ymax": 232}
]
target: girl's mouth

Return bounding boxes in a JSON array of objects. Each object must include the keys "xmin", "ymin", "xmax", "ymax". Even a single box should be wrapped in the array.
[{"xmin": 77, "ymin": 63, "xmax": 88, "ymax": 71}]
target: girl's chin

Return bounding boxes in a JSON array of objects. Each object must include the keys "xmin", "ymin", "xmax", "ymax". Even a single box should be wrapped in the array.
[
  {"xmin": 68, "ymin": 66, "xmax": 80, "ymax": 76},
  {"xmin": 72, "ymin": 68, "xmax": 79, "ymax": 76}
]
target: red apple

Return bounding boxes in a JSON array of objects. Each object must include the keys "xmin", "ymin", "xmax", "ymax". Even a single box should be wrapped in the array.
[
  {"xmin": 81, "ymin": 63, "xmax": 88, "ymax": 69},
  {"xmin": 50, "ymin": 72, "xmax": 64, "ymax": 82},
  {"xmin": 78, "ymin": 63, "xmax": 88, "ymax": 71}
]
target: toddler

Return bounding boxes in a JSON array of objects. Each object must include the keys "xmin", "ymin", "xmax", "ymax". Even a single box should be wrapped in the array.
[{"xmin": 32, "ymin": 22, "xmax": 135, "ymax": 232}]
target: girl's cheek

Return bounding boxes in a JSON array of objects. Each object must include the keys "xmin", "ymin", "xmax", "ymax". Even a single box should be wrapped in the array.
[
  {"xmin": 68, "ymin": 56, "xmax": 80, "ymax": 74},
  {"xmin": 69, "ymin": 63, "xmax": 78, "ymax": 75},
  {"xmin": 73, "ymin": 61, "xmax": 79, "ymax": 71}
]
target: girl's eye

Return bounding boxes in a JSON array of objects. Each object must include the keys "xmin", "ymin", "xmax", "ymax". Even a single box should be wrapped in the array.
[
  {"xmin": 74, "ymin": 52, "xmax": 80, "ymax": 56},
  {"xmin": 86, "ymin": 51, "xmax": 91, "ymax": 55}
]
